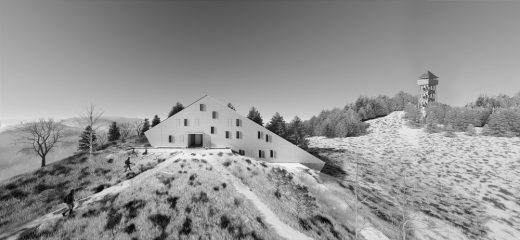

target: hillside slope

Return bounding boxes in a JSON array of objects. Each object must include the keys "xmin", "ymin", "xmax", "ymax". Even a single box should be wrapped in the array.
[
  {"xmin": 0, "ymin": 116, "xmax": 140, "ymax": 182},
  {"xmin": 0, "ymin": 143, "xmax": 389, "ymax": 240},
  {"xmin": 309, "ymin": 111, "xmax": 520, "ymax": 240}
]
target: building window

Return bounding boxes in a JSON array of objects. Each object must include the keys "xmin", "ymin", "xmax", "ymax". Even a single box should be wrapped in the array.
[
  {"xmin": 168, "ymin": 135, "xmax": 173, "ymax": 143},
  {"xmin": 270, "ymin": 150, "xmax": 274, "ymax": 158},
  {"xmin": 212, "ymin": 111, "xmax": 218, "ymax": 119},
  {"xmin": 236, "ymin": 131, "xmax": 241, "ymax": 139},
  {"xmin": 265, "ymin": 134, "xmax": 270, "ymax": 142},
  {"xmin": 259, "ymin": 150, "xmax": 265, "ymax": 158},
  {"xmin": 239, "ymin": 150, "xmax": 245, "ymax": 156},
  {"xmin": 236, "ymin": 119, "xmax": 241, "ymax": 127},
  {"xmin": 200, "ymin": 104, "xmax": 206, "ymax": 111},
  {"xmin": 257, "ymin": 131, "xmax": 261, "ymax": 139},
  {"xmin": 211, "ymin": 126, "xmax": 215, "ymax": 134},
  {"xmin": 225, "ymin": 131, "xmax": 230, "ymax": 139},
  {"xmin": 184, "ymin": 119, "xmax": 188, "ymax": 126}
]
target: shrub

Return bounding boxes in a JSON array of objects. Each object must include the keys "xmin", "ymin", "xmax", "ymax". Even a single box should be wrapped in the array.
[
  {"xmin": 124, "ymin": 200, "xmax": 146, "ymax": 219},
  {"xmin": 105, "ymin": 208, "xmax": 122, "ymax": 230},
  {"xmin": 465, "ymin": 124, "xmax": 476, "ymax": 136},
  {"xmin": 444, "ymin": 125, "xmax": 456, "ymax": 138},
  {"xmin": 148, "ymin": 214, "xmax": 170, "ymax": 231},
  {"xmin": 179, "ymin": 217, "xmax": 192, "ymax": 236},
  {"xmin": 166, "ymin": 196, "xmax": 179, "ymax": 209},
  {"xmin": 124, "ymin": 223, "xmax": 136, "ymax": 234}
]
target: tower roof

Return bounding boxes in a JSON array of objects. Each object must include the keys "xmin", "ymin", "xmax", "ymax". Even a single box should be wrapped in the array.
[{"xmin": 419, "ymin": 71, "xmax": 438, "ymax": 79}]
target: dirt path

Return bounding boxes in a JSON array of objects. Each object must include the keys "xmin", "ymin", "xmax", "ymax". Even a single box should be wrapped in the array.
[
  {"xmin": 0, "ymin": 152, "xmax": 180, "ymax": 240},
  {"xmin": 210, "ymin": 157, "xmax": 314, "ymax": 240}
]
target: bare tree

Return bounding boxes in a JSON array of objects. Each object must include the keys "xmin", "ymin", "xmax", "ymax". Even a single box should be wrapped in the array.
[
  {"xmin": 345, "ymin": 153, "xmax": 371, "ymax": 240},
  {"xmin": 16, "ymin": 119, "xmax": 65, "ymax": 167},
  {"xmin": 77, "ymin": 104, "xmax": 104, "ymax": 157},
  {"xmin": 119, "ymin": 122, "xmax": 132, "ymax": 141},
  {"xmin": 391, "ymin": 155, "xmax": 435, "ymax": 240},
  {"xmin": 132, "ymin": 120, "xmax": 144, "ymax": 137}
]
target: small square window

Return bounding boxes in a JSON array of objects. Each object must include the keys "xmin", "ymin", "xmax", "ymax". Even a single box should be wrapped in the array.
[
  {"xmin": 211, "ymin": 126, "xmax": 215, "ymax": 134},
  {"xmin": 184, "ymin": 119, "xmax": 188, "ymax": 126},
  {"xmin": 200, "ymin": 104, "xmax": 206, "ymax": 111}
]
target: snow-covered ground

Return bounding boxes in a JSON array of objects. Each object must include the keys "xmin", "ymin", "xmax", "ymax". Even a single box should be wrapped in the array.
[{"xmin": 309, "ymin": 111, "xmax": 520, "ymax": 240}]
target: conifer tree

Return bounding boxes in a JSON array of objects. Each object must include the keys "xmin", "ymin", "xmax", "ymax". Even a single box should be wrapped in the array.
[
  {"xmin": 487, "ymin": 110, "xmax": 509, "ymax": 137},
  {"xmin": 151, "ymin": 115, "xmax": 161, "ymax": 127},
  {"xmin": 141, "ymin": 118, "xmax": 150, "ymax": 136},
  {"xmin": 404, "ymin": 103, "xmax": 421, "ymax": 125},
  {"xmin": 287, "ymin": 116, "xmax": 308, "ymax": 149},
  {"xmin": 78, "ymin": 125, "xmax": 97, "ymax": 152},
  {"xmin": 266, "ymin": 112, "xmax": 287, "ymax": 138},
  {"xmin": 168, "ymin": 102, "xmax": 184, "ymax": 117},
  {"xmin": 227, "ymin": 103, "xmax": 236, "ymax": 111},
  {"xmin": 247, "ymin": 107, "xmax": 263, "ymax": 126},
  {"xmin": 108, "ymin": 122, "xmax": 121, "ymax": 141}
]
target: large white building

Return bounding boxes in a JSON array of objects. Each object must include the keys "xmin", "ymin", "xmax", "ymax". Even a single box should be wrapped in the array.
[{"xmin": 144, "ymin": 95, "xmax": 325, "ymax": 171}]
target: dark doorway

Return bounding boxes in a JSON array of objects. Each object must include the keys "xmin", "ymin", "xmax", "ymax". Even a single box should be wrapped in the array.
[{"xmin": 188, "ymin": 134, "xmax": 203, "ymax": 148}]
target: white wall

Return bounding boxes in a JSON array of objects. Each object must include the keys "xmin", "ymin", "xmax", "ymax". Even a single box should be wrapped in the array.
[{"xmin": 144, "ymin": 95, "xmax": 324, "ymax": 170}]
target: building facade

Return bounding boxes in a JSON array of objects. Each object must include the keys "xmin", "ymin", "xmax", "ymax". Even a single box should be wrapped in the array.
[{"xmin": 144, "ymin": 95, "xmax": 325, "ymax": 171}]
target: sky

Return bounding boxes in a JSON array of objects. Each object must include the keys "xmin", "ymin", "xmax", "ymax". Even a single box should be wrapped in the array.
[{"xmin": 1, "ymin": 0, "xmax": 520, "ymax": 125}]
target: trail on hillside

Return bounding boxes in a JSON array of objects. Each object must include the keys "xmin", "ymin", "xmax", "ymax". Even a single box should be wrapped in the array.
[{"xmin": 211, "ymin": 159, "xmax": 314, "ymax": 240}]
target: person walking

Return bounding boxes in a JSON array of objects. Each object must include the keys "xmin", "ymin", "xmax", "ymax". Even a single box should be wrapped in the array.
[
  {"xmin": 62, "ymin": 189, "xmax": 75, "ymax": 216},
  {"xmin": 124, "ymin": 157, "xmax": 133, "ymax": 172}
]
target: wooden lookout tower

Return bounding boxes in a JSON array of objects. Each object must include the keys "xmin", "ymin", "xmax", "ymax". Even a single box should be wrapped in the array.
[{"xmin": 417, "ymin": 71, "xmax": 438, "ymax": 108}]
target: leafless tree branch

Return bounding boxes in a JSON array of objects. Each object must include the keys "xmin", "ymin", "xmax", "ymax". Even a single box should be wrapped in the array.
[
  {"xmin": 15, "ymin": 119, "xmax": 64, "ymax": 167},
  {"xmin": 77, "ymin": 104, "xmax": 104, "ymax": 156}
]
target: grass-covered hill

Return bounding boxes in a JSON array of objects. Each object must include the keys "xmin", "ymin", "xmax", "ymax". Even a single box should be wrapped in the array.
[
  {"xmin": 309, "ymin": 111, "xmax": 520, "ymax": 240},
  {"xmin": 0, "ymin": 116, "xmax": 141, "ymax": 182},
  {"xmin": 0, "ymin": 137, "xmax": 396, "ymax": 240}
]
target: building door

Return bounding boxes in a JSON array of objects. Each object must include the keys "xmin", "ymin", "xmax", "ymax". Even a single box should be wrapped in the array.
[{"xmin": 188, "ymin": 134, "xmax": 203, "ymax": 148}]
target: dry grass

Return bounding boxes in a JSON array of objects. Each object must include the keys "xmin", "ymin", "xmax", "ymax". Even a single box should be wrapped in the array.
[
  {"xmin": 309, "ymin": 111, "xmax": 520, "ymax": 240},
  {"xmin": 0, "ymin": 142, "xmax": 166, "ymax": 233},
  {"xmin": 221, "ymin": 155, "xmax": 357, "ymax": 240},
  {"xmin": 15, "ymin": 153, "xmax": 278, "ymax": 240}
]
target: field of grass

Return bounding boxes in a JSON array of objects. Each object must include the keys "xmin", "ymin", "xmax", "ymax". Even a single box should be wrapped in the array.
[
  {"xmin": 0, "ymin": 139, "xmax": 164, "ymax": 234},
  {"xmin": 309, "ymin": 111, "xmax": 520, "ymax": 240},
  {"xmin": 12, "ymin": 152, "xmax": 279, "ymax": 240},
  {"xmin": 219, "ymin": 153, "xmax": 398, "ymax": 240}
]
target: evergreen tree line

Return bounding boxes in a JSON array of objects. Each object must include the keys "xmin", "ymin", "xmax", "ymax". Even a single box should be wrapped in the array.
[
  {"xmin": 404, "ymin": 92, "xmax": 520, "ymax": 137},
  {"xmin": 306, "ymin": 91, "xmax": 418, "ymax": 138},
  {"xmin": 246, "ymin": 107, "xmax": 310, "ymax": 149},
  {"xmin": 77, "ymin": 119, "xmax": 151, "ymax": 152}
]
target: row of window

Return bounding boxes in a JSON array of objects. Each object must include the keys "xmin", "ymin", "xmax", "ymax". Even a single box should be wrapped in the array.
[
  {"xmin": 236, "ymin": 149, "xmax": 275, "ymax": 158},
  {"xmin": 225, "ymin": 131, "xmax": 242, "ymax": 139},
  {"xmin": 168, "ymin": 129, "xmax": 271, "ymax": 143},
  {"xmin": 257, "ymin": 131, "xmax": 272, "ymax": 142},
  {"xmin": 259, "ymin": 150, "xmax": 275, "ymax": 158},
  {"xmin": 181, "ymin": 118, "xmax": 242, "ymax": 127}
]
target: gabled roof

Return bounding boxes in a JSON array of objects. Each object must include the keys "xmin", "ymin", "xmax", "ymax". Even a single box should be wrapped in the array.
[{"xmin": 419, "ymin": 71, "xmax": 438, "ymax": 79}]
